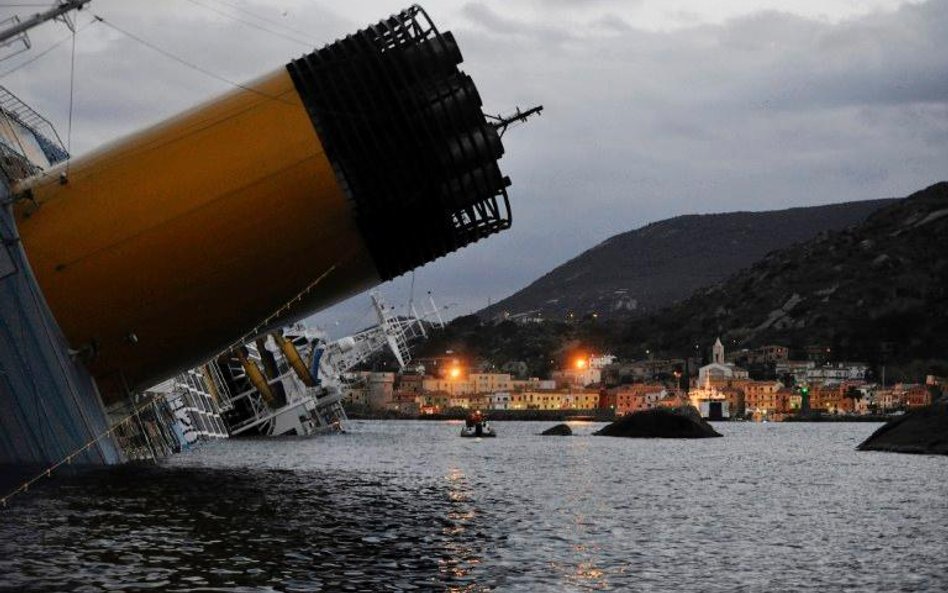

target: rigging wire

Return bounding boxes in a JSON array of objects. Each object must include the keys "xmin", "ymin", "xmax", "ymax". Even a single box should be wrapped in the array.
[
  {"xmin": 209, "ymin": 0, "xmax": 320, "ymax": 44},
  {"xmin": 32, "ymin": 13, "xmax": 368, "ymax": 190},
  {"xmin": 92, "ymin": 15, "xmax": 295, "ymax": 105},
  {"xmin": 5, "ymin": 11, "xmax": 366, "ymax": 187},
  {"xmin": 182, "ymin": 0, "xmax": 314, "ymax": 48}
]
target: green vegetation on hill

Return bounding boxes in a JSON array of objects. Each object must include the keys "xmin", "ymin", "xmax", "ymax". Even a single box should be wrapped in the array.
[
  {"xmin": 625, "ymin": 182, "xmax": 948, "ymax": 375},
  {"xmin": 480, "ymin": 198, "xmax": 894, "ymax": 321}
]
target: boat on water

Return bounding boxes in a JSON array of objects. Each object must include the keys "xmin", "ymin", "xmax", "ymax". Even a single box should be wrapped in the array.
[{"xmin": 460, "ymin": 411, "xmax": 496, "ymax": 438}]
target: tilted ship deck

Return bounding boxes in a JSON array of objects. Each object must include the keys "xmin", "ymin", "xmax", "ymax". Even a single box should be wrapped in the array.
[{"xmin": 0, "ymin": 5, "xmax": 532, "ymax": 467}]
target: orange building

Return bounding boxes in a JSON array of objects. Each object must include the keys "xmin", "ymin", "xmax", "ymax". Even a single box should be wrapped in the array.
[
  {"xmin": 744, "ymin": 381, "xmax": 785, "ymax": 413},
  {"xmin": 614, "ymin": 384, "xmax": 666, "ymax": 416},
  {"xmin": 903, "ymin": 385, "xmax": 932, "ymax": 409}
]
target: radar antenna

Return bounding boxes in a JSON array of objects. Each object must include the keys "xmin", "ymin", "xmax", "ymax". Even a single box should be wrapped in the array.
[{"xmin": 486, "ymin": 105, "xmax": 543, "ymax": 138}]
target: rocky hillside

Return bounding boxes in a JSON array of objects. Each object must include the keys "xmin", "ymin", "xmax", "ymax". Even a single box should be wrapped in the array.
[
  {"xmin": 418, "ymin": 183, "xmax": 947, "ymax": 382},
  {"xmin": 621, "ymin": 182, "xmax": 948, "ymax": 369},
  {"xmin": 480, "ymin": 199, "xmax": 894, "ymax": 320}
]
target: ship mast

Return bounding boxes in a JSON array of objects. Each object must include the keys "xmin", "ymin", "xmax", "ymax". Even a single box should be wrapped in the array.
[{"xmin": 0, "ymin": 0, "xmax": 91, "ymax": 47}]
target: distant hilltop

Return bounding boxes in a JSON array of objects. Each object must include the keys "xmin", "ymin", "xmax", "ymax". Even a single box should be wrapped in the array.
[
  {"xmin": 479, "ymin": 197, "xmax": 895, "ymax": 321},
  {"xmin": 622, "ymin": 181, "xmax": 948, "ymax": 367}
]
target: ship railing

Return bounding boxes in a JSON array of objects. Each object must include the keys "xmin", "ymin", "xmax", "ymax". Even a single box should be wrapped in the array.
[{"xmin": 0, "ymin": 85, "xmax": 68, "ymax": 164}]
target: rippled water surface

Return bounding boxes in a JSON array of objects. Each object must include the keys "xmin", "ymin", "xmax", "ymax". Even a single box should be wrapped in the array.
[{"xmin": 2, "ymin": 421, "xmax": 947, "ymax": 592}]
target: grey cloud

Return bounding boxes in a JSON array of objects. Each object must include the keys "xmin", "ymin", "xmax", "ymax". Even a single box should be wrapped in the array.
[
  {"xmin": 461, "ymin": 3, "xmax": 577, "ymax": 45},
  {"xmin": 1, "ymin": 1, "xmax": 945, "ymax": 337}
]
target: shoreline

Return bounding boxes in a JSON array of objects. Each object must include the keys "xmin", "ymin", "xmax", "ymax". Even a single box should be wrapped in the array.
[{"xmin": 346, "ymin": 410, "xmax": 900, "ymax": 423}]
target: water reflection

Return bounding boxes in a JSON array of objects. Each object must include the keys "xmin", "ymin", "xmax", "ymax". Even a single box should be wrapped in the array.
[
  {"xmin": 0, "ymin": 464, "xmax": 494, "ymax": 592},
  {"xmin": 1, "ymin": 421, "xmax": 947, "ymax": 592}
]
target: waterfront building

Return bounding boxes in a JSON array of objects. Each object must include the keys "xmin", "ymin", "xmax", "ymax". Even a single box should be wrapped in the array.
[
  {"xmin": 615, "ymin": 384, "xmax": 666, "ymax": 415},
  {"xmin": 874, "ymin": 388, "xmax": 900, "ymax": 412},
  {"xmin": 687, "ymin": 382, "xmax": 729, "ymax": 419},
  {"xmin": 367, "ymin": 373, "xmax": 396, "ymax": 409},
  {"xmin": 423, "ymin": 371, "xmax": 514, "ymax": 397},
  {"xmin": 396, "ymin": 373, "xmax": 425, "ymax": 396},
  {"xmin": 810, "ymin": 384, "xmax": 847, "ymax": 414},
  {"xmin": 697, "ymin": 338, "xmax": 749, "ymax": 386},
  {"xmin": 423, "ymin": 376, "xmax": 473, "ymax": 396},
  {"xmin": 775, "ymin": 360, "xmax": 816, "ymax": 384},
  {"xmin": 552, "ymin": 366, "xmax": 602, "ymax": 388},
  {"xmin": 744, "ymin": 381, "xmax": 789, "ymax": 417},
  {"xmin": 565, "ymin": 390, "xmax": 602, "ymax": 410},
  {"xmin": 902, "ymin": 384, "xmax": 933, "ymax": 409},
  {"xmin": 418, "ymin": 391, "xmax": 452, "ymax": 412},
  {"xmin": 506, "ymin": 389, "xmax": 600, "ymax": 410},
  {"xmin": 470, "ymin": 373, "xmax": 514, "ymax": 393},
  {"xmin": 489, "ymin": 392, "xmax": 512, "ymax": 410},
  {"xmin": 511, "ymin": 377, "xmax": 558, "ymax": 391},
  {"xmin": 391, "ymin": 392, "xmax": 420, "ymax": 415},
  {"xmin": 598, "ymin": 389, "xmax": 617, "ymax": 411},
  {"xmin": 805, "ymin": 362, "xmax": 869, "ymax": 383}
]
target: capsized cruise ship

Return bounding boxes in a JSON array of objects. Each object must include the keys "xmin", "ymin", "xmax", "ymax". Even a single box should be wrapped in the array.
[{"xmin": 0, "ymin": 4, "xmax": 537, "ymax": 466}]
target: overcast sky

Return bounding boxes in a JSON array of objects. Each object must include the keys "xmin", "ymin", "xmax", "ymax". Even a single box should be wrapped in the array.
[{"xmin": 1, "ymin": 0, "xmax": 945, "ymax": 336}]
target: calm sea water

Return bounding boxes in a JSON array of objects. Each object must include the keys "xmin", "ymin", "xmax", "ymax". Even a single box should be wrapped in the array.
[{"xmin": 1, "ymin": 420, "xmax": 947, "ymax": 592}]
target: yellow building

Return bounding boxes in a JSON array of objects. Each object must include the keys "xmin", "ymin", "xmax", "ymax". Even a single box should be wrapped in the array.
[
  {"xmin": 423, "ymin": 372, "xmax": 514, "ymax": 397},
  {"xmin": 509, "ymin": 390, "xmax": 599, "ymax": 410}
]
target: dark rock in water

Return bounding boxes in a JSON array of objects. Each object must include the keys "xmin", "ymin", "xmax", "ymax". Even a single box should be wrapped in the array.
[
  {"xmin": 857, "ymin": 402, "xmax": 948, "ymax": 455},
  {"xmin": 594, "ymin": 406, "xmax": 722, "ymax": 439},
  {"xmin": 541, "ymin": 423, "xmax": 572, "ymax": 436}
]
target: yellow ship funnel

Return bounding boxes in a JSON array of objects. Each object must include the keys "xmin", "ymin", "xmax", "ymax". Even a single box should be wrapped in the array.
[{"xmin": 11, "ymin": 6, "xmax": 513, "ymax": 403}]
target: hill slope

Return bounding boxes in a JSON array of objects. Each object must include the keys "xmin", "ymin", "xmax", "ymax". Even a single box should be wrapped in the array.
[
  {"xmin": 481, "ymin": 199, "xmax": 894, "ymax": 320},
  {"xmin": 621, "ymin": 182, "xmax": 948, "ymax": 369}
]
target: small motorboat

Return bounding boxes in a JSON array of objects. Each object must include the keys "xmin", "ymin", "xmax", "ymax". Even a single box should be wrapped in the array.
[{"xmin": 460, "ymin": 411, "xmax": 496, "ymax": 438}]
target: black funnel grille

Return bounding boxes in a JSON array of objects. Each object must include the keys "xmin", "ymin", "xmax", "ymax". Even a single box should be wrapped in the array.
[{"xmin": 286, "ymin": 5, "xmax": 511, "ymax": 281}]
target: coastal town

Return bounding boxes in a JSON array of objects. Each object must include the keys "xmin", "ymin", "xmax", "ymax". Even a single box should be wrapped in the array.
[{"xmin": 345, "ymin": 337, "xmax": 942, "ymax": 421}]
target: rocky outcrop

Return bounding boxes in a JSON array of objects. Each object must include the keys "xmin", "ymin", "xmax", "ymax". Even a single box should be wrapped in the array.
[
  {"xmin": 857, "ymin": 402, "xmax": 948, "ymax": 455},
  {"xmin": 594, "ymin": 406, "xmax": 722, "ymax": 439},
  {"xmin": 541, "ymin": 423, "xmax": 572, "ymax": 436}
]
